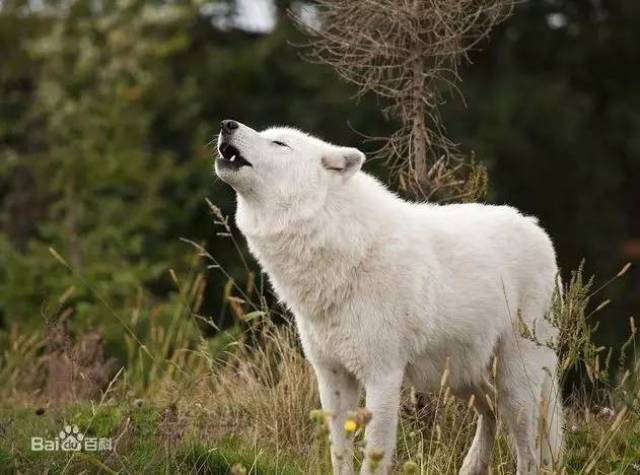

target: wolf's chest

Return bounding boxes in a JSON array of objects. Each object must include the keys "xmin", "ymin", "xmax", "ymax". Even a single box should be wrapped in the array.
[
  {"xmin": 296, "ymin": 312, "xmax": 369, "ymax": 377},
  {"xmin": 248, "ymin": 237, "xmax": 357, "ymax": 316}
]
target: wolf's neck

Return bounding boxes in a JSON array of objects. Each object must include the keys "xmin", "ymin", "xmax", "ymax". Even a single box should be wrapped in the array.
[
  {"xmin": 236, "ymin": 172, "xmax": 398, "ymax": 240},
  {"xmin": 235, "ymin": 173, "xmax": 403, "ymax": 315}
]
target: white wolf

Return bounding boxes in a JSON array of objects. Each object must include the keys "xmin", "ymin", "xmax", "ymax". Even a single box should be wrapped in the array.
[{"xmin": 215, "ymin": 119, "xmax": 563, "ymax": 475}]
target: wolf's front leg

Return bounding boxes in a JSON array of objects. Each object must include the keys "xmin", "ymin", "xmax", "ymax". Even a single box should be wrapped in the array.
[
  {"xmin": 315, "ymin": 364, "xmax": 361, "ymax": 475},
  {"xmin": 361, "ymin": 369, "xmax": 404, "ymax": 475}
]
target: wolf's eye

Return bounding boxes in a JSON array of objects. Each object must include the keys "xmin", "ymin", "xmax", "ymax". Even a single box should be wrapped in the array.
[{"xmin": 272, "ymin": 140, "xmax": 289, "ymax": 147}]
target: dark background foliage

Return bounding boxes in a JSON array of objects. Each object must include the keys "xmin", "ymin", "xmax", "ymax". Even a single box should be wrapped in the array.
[{"xmin": 0, "ymin": 0, "xmax": 638, "ymax": 373}]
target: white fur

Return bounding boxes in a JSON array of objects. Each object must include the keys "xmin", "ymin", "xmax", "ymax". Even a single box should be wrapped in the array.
[{"xmin": 216, "ymin": 122, "xmax": 564, "ymax": 475}]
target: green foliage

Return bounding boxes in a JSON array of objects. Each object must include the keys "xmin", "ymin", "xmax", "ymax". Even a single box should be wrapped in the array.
[
  {"xmin": 72, "ymin": 405, "xmax": 124, "ymax": 438},
  {"xmin": 0, "ymin": 0, "xmax": 393, "ymax": 351},
  {"xmin": 0, "ymin": 1, "xmax": 208, "ymax": 337},
  {"xmin": 0, "ymin": 403, "xmax": 305, "ymax": 474}
]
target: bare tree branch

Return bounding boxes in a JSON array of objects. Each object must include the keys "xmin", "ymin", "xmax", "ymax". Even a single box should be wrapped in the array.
[{"xmin": 292, "ymin": 0, "xmax": 512, "ymax": 201}]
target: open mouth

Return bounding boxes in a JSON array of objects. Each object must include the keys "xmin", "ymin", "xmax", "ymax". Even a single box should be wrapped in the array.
[{"xmin": 217, "ymin": 142, "xmax": 252, "ymax": 169}]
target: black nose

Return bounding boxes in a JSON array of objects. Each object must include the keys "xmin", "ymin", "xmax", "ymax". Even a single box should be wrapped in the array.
[{"xmin": 220, "ymin": 119, "xmax": 239, "ymax": 134}]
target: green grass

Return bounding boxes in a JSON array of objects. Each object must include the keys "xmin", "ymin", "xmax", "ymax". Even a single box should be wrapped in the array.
[
  {"xmin": 0, "ymin": 403, "xmax": 304, "ymax": 474},
  {"xmin": 1, "ymin": 254, "xmax": 638, "ymax": 474},
  {"xmin": 3, "ymin": 398, "xmax": 640, "ymax": 474}
]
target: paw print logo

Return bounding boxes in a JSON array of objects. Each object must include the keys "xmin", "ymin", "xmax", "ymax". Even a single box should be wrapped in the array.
[{"xmin": 58, "ymin": 425, "xmax": 84, "ymax": 451}]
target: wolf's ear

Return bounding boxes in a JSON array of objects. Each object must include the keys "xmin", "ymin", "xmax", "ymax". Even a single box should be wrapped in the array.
[{"xmin": 321, "ymin": 147, "xmax": 365, "ymax": 181}]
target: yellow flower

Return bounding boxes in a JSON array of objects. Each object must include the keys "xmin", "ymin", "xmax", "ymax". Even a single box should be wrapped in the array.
[{"xmin": 344, "ymin": 418, "xmax": 358, "ymax": 434}]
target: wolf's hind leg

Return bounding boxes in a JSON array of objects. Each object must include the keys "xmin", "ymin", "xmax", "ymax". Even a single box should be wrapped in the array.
[{"xmin": 458, "ymin": 380, "xmax": 497, "ymax": 475}]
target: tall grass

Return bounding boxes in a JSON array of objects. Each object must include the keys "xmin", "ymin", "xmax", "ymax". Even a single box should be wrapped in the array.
[{"xmin": 1, "ymin": 214, "xmax": 638, "ymax": 474}]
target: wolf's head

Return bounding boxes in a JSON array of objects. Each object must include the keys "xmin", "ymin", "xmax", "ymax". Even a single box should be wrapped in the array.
[{"xmin": 215, "ymin": 120, "xmax": 365, "ymax": 206}]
